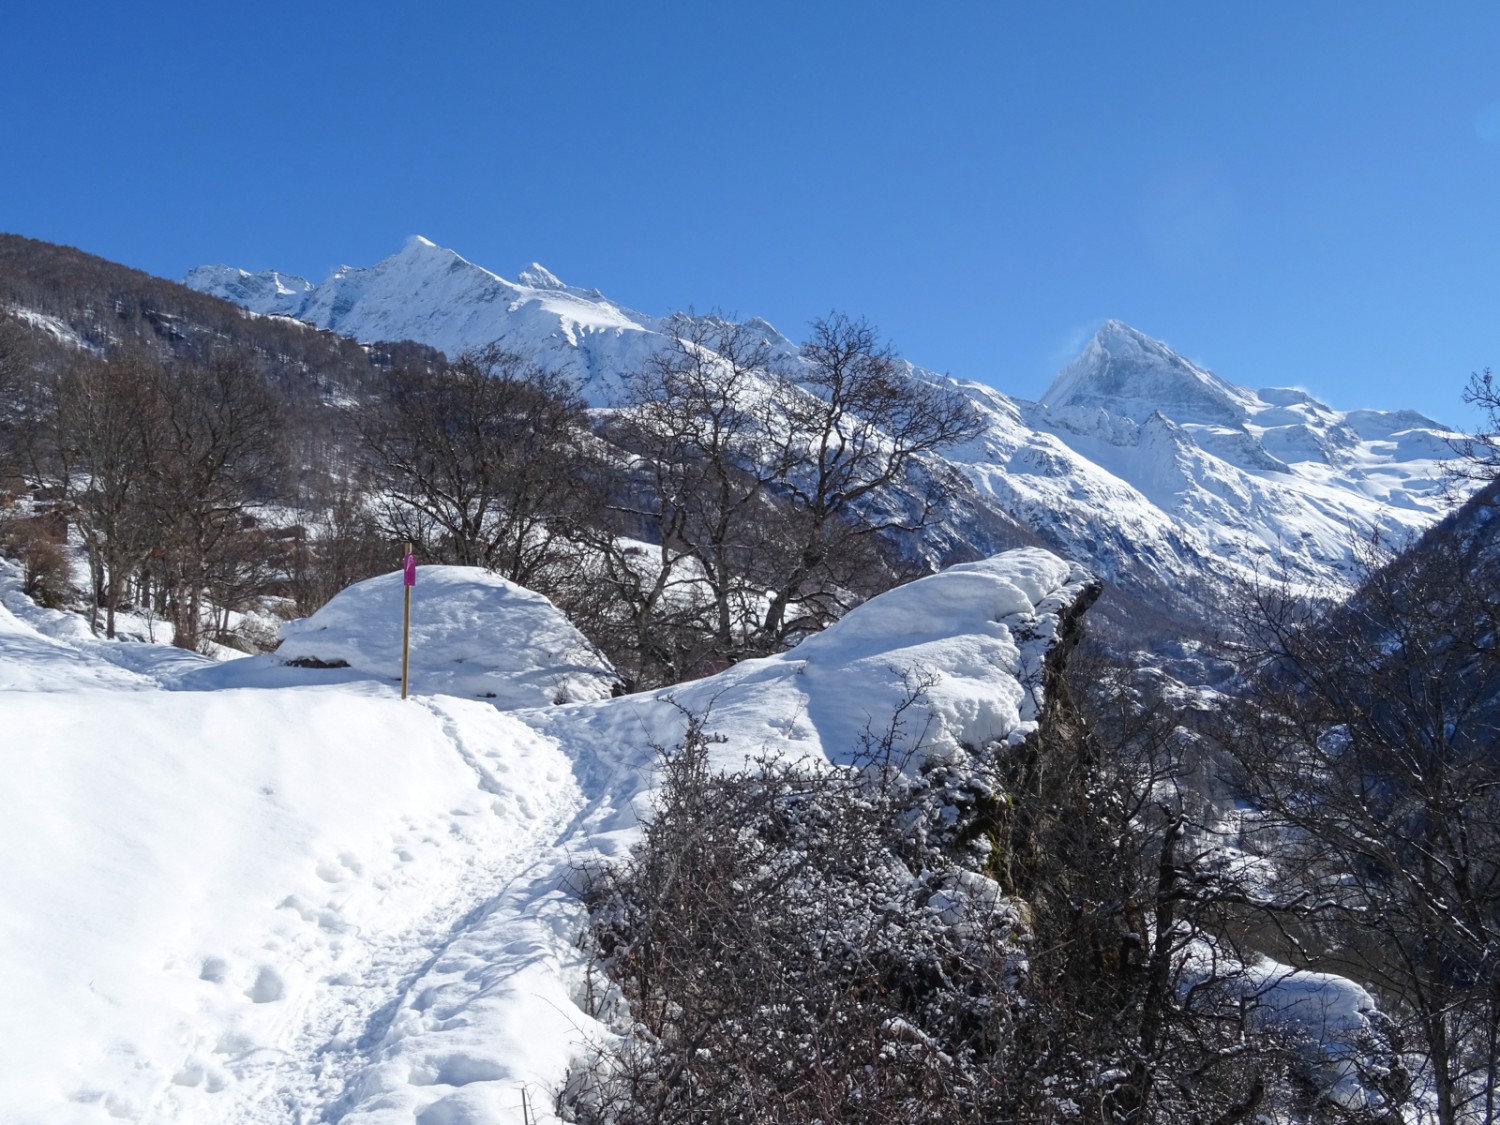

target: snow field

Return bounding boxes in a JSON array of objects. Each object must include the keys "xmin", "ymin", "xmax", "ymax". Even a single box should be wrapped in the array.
[{"xmin": 3, "ymin": 552, "xmax": 1099, "ymax": 1122}]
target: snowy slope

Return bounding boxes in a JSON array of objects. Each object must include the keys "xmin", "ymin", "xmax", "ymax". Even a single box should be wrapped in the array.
[
  {"xmin": 0, "ymin": 549, "xmax": 1097, "ymax": 1124},
  {"xmin": 186, "ymin": 241, "xmax": 1465, "ymax": 614}
]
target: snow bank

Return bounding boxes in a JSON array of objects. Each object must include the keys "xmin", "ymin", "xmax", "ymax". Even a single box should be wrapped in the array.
[
  {"xmin": 0, "ymin": 560, "xmax": 208, "ymax": 691},
  {"xmin": 1241, "ymin": 961, "xmax": 1387, "ymax": 1111},
  {"xmin": 275, "ymin": 565, "xmax": 620, "ymax": 706},
  {"xmin": 631, "ymin": 549, "xmax": 1098, "ymax": 777}
]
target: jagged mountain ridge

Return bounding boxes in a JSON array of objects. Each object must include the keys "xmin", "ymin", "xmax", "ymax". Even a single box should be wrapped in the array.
[
  {"xmin": 189, "ymin": 239, "xmax": 1464, "ymax": 630},
  {"xmin": 184, "ymin": 237, "xmax": 662, "ymax": 400}
]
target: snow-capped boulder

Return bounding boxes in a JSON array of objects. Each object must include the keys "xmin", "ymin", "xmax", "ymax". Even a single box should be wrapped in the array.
[
  {"xmin": 606, "ymin": 548, "xmax": 1100, "ymax": 778},
  {"xmin": 277, "ymin": 565, "xmax": 620, "ymax": 706}
]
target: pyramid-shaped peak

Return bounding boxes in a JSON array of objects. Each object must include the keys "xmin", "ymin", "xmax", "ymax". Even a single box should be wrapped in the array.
[
  {"xmin": 1094, "ymin": 318, "xmax": 1160, "ymax": 347},
  {"xmin": 1042, "ymin": 321, "xmax": 1258, "ymax": 425},
  {"xmin": 393, "ymin": 235, "xmax": 465, "ymax": 264},
  {"xmin": 517, "ymin": 262, "xmax": 566, "ymax": 290},
  {"xmin": 374, "ymin": 238, "xmax": 519, "ymax": 294},
  {"xmin": 1082, "ymin": 320, "xmax": 1191, "ymax": 367}
]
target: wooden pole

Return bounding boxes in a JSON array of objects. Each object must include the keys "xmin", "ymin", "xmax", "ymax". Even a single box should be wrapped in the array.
[{"xmin": 401, "ymin": 542, "xmax": 413, "ymax": 700}]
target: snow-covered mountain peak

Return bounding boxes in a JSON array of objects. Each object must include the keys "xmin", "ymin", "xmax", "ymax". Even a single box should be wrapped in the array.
[
  {"xmin": 1257, "ymin": 385, "xmax": 1332, "ymax": 412},
  {"xmin": 743, "ymin": 315, "xmax": 783, "ymax": 336},
  {"xmin": 393, "ymin": 233, "xmax": 462, "ymax": 265},
  {"xmin": 378, "ymin": 234, "xmax": 507, "ymax": 285},
  {"xmin": 1042, "ymin": 321, "xmax": 1259, "ymax": 426},
  {"xmin": 1093, "ymin": 318, "xmax": 1157, "ymax": 353},
  {"xmin": 517, "ymin": 262, "xmax": 566, "ymax": 290},
  {"xmin": 182, "ymin": 238, "xmax": 1467, "ymax": 612}
]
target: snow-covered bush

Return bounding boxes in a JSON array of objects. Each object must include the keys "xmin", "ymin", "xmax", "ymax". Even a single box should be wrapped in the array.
[{"xmin": 564, "ymin": 708, "xmax": 1028, "ymax": 1124}]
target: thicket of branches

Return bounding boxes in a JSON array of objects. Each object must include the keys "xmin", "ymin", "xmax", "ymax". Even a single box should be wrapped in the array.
[
  {"xmin": 0, "ymin": 242, "xmax": 434, "ymax": 648},
  {"xmin": 589, "ymin": 313, "xmax": 978, "ymax": 680},
  {"xmin": 1, "ymin": 341, "xmax": 291, "ymax": 647},
  {"xmin": 560, "ymin": 629, "xmax": 1409, "ymax": 1124},
  {"xmin": 564, "ymin": 708, "xmax": 1028, "ymax": 1124},
  {"xmin": 1223, "ymin": 493, "xmax": 1500, "ymax": 1125}
]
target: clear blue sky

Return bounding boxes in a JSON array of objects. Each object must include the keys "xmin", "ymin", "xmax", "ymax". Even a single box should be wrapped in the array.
[{"xmin": 3, "ymin": 2, "xmax": 1497, "ymax": 427}]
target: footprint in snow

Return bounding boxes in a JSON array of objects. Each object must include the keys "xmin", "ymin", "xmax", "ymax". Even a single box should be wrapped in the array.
[{"xmin": 246, "ymin": 965, "xmax": 284, "ymax": 1004}]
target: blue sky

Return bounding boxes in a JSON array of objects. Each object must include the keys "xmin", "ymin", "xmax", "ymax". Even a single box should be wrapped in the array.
[{"xmin": 3, "ymin": 2, "xmax": 1497, "ymax": 426}]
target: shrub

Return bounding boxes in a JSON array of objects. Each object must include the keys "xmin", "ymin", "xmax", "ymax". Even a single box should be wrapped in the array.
[
  {"xmin": 562, "ymin": 709, "xmax": 1027, "ymax": 1124},
  {"xmin": 0, "ymin": 510, "xmax": 72, "ymax": 608}
]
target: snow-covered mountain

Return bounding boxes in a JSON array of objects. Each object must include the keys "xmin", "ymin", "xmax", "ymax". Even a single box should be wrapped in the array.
[
  {"xmin": 185, "ymin": 237, "xmax": 662, "ymax": 399},
  {"xmin": 955, "ymin": 320, "xmax": 1457, "ymax": 615},
  {"xmin": 188, "ymin": 240, "xmax": 1465, "ymax": 625}
]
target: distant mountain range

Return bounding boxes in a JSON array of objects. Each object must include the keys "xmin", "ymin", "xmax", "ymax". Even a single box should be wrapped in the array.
[{"xmin": 188, "ymin": 238, "xmax": 1464, "ymax": 638}]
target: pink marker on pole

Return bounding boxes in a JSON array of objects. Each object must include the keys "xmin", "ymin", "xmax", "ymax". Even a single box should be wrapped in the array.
[{"xmin": 401, "ymin": 545, "xmax": 415, "ymax": 699}]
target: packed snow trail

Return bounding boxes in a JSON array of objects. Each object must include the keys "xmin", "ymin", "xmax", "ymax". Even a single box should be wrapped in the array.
[
  {"xmin": 208, "ymin": 696, "xmax": 594, "ymax": 1125},
  {"xmin": 0, "ymin": 561, "xmax": 625, "ymax": 1124},
  {"xmin": 0, "ymin": 687, "xmax": 600, "ymax": 1124}
]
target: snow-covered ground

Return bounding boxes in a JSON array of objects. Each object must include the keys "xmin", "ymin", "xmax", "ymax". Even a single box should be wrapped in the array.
[{"xmin": 0, "ymin": 549, "xmax": 1099, "ymax": 1124}]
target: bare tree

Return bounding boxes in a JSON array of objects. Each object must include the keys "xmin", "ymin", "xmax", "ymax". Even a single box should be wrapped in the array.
[
  {"xmin": 1450, "ymin": 367, "xmax": 1500, "ymax": 480},
  {"xmin": 284, "ymin": 478, "xmax": 393, "ymax": 617},
  {"xmin": 595, "ymin": 314, "xmax": 787, "ymax": 683},
  {"xmin": 0, "ymin": 509, "xmax": 70, "ymax": 607},
  {"xmin": 49, "ymin": 351, "xmax": 165, "ymax": 637},
  {"xmin": 0, "ymin": 310, "xmax": 33, "ymax": 467},
  {"xmin": 756, "ymin": 313, "xmax": 982, "ymax": 648},
  {"xmin": 599, "ymin": 312, "xmax": 981, "ymax": 684},
  {"xmin": 973, "ymin": 639, "xmax": 1367, "ymax": 1125},
  {"xmin": 362, "ymin": 347, "xmax": 592, "ymax": 589},
  {"xmin": 148, "ymin": 355, "xmax": 285, "ymax": 649}
]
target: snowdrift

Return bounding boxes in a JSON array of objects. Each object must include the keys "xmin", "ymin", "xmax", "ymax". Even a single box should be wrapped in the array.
[{"xmin": 274, "ymin": 565, "xmax": 621, "ymax": 707}]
